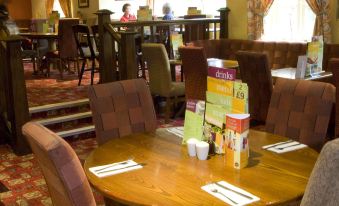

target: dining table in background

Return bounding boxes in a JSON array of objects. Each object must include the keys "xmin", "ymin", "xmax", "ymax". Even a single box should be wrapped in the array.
[
  {"xmin": 169, "ymin": 58, "xmax": 240, "ymax": 82},
  {"xmin": 84, "ymin": 129, "xmax": 318, "ymax": 206},
  {"xmin": 271, "ymin": 67, "xmax": 333, "ymax": 83},
  {"xmin": 19, "ymin": 32, "xmax": 59, "ymax": 51}
]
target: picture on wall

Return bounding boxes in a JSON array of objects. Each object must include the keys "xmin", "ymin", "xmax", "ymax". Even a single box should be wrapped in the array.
[{"xmin": 78, "ymin": 0, "xmax": 89, "ymax": 8}]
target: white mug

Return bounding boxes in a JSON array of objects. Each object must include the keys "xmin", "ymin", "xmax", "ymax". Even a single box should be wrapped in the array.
[
  {"xmin": 196, "ymin": 141, "xmax": 209, "ymax": 160},
  {"xmin": 187, "ymin": 138, "xmax": 199, "ymax": 157}
]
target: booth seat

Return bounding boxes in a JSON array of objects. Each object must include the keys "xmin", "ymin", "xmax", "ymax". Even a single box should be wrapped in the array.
[{"xmin": 189, "ymin": 39, "xmax": 339, "ymax": 71}]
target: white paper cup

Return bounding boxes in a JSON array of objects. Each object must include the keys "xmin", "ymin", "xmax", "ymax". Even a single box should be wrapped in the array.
[
  {"xmin": 187, "ymin": 138, "xmax": 199, "ymax": 157},
  {"xmin": 196, "ymin": 141, "xmax": 209, "ymax": 160}
]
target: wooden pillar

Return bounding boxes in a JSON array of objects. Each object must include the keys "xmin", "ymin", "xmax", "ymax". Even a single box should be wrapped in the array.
[
  {"xmin": 0, "ymin": 36, "xmax": 30, "ymax": 155},
  {"xmin": 119, "ymin": 31, "xmax": 138, "ymax": 80},
  {"xmin": 219, "ymin": 7, "xmax": 230, "ymax": 39},
  {"xmin": 96, "ymin": 9, "xmax": 117, "ymax": 83}
]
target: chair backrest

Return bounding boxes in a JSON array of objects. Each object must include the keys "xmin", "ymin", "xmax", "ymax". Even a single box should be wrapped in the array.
[
  {"xmin": 22, "ymin": 122, "xmax": 96, "ymax": 206},
  {"xmin": 88, "ymin": 79, "xmax": 157, "ymax": 145},
  {"xmin": 72, "ymin": 24, "xmax": 96, "ymax": 59},
  {"xmin": 179, "ymin": 46, "xmax": 208, "ymax": 100},
  {"xmin": 91, "ymin": 25, "xmax": 99, "ymax": 51},
  {"xmin": 142, "ymin": 43, "xmax": 173, "ymax": 97},
  {"xmin": 58, "ymin": 18, "xmax": 79, "ymax": 59},
  {"xmin": 301, "ymin": 138, "xmax": 339, "ymax": 206},
  {"xmin": 329, "ymin": 58, "xmax": 339, "ymax": 138},
  {"xmin": 236, "ymin": 51, "xmax": 273, "ymax": 123},
  {"xmin": 266, "ymin": 78, "xmax": 335, "ymax": 151}
]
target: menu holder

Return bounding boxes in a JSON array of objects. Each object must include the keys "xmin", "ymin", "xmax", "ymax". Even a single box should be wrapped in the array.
[
  {"xmin": 225, "ymin": 114, "xmax": 250, "ymax": 169},
  {"xmin": 306, "ymin": 35, "xmax": 324, "ymax": 77},
  {"xmin": 183, "ymin": 100, "xmax": 205, "ymax": 144}
]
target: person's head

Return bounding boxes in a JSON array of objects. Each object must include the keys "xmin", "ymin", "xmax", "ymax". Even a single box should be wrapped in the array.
[
  {"xmin": 122, "ymin": 3, "xmax": 132, "ymax": 15},
  {"xmin": 162, "ymin": 3, "xmax": 171, "ymax": 15}
]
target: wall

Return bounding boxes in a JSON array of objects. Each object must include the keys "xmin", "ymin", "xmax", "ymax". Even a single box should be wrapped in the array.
[
  {"xmin": 31, "ymin": 0, "xmax": 47, "ymax": 19},
  {"xmin": 330, "ymin": 0, "xmax": 339, "ymax": 43},
  {"xmin": 227, "ymin": 0, "xmax": 247, "ymax": 39},
  {"xmin": 7, "ymin": 0, "xmax": 32, "ymax": 20},
  {"xmin": 72, "ymin": 0, "xmax": 99, "ymax": 20}
]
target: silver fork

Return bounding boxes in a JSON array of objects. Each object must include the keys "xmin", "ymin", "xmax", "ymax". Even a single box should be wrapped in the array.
[
  {"xmin": 211, "ymin": 188, "xmax": 238, "ymax": 205},
  {"xmin": 276, "ymin": 143, "xmax": 301, "ymax": 150}
]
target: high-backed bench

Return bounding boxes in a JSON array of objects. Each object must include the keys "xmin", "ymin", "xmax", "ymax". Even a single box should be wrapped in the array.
[{"xmin": 190, "ymin": 39, "xmax": 339, "ymax": 71}]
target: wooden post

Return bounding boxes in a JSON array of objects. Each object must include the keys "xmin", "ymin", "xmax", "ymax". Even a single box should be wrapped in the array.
[
  {"xmin": 0, "ymin": 36, "xmax": 30, "ymax": 155},
  {"xmin": 96, "ymin": 10, "xmax": 117, "ymax": 83},
  {"xmin": 219, "ymin": 7, "xmax": 230, "ymax": 39},
  {"xmin": 119, "ymin": 31, "xmax": 138, "ymax": 80}
]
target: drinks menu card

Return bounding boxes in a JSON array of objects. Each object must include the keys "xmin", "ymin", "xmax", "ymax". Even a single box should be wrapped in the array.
[{"xmin": 183, "ymin": 100, "xmax": 205, "ymax": 144}]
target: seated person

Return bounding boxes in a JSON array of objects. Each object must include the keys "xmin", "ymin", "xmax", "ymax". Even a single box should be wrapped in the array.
[
  {"xmin": 162, "ymin": 3, "xmax": 174, "ymax": 20},
  {"xmin": 120, "ymin": 3, "xmax": 137, "ymax": 22}
]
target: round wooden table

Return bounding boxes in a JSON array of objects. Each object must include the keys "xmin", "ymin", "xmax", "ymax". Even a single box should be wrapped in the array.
[{"xmin": 84, "ymin": 129, "xmax": 318, "ymax": 206}]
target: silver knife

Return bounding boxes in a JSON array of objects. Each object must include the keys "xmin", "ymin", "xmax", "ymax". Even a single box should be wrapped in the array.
[
  {"xmin": 215, "ymin": 182, "xmax": 253, "ymax": 200},
  {"xmin": 97, "ymin": 163, "xmax": 146, "ymax": 174}
]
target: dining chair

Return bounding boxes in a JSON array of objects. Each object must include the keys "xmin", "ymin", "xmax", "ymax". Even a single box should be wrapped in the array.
[
  {"xmin": 46, "ymin": 18, "xmax": 80, "ymax": 78},
  {"xmin": 236, "ymin": 51, "xmax": 273, "ymax": 124},
  {"xmin": 88, "ymin": 79, "xmax": 158, "ymax": 145},
  {"xmin": 300, "ymin": 138, "xmax": 339, "ymax": 206},
  {"xmin": 72, "ymin": 24, "xmax": 99, "ymax": 86},
  {"xmin": 329, "ymin": 58, "xmax": 339, "ymax": 138},
  {"xmin": 266, "ymin": 78, "xmax": 335, "ymax": 151},
  {"xmin": 22, "ymin": 122, "xmax": 96, "ymax": 206},
  {"xmin": 142, "ymin": 43, "xmax": 185, "ymax": 123},
  {"xmin": 179, "ymin": 46, "xmax": 208, "ymax": 100}
]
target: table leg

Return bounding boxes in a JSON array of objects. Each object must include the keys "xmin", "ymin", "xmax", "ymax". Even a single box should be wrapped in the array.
[{"xmin": 170, "ymin": 64, "xmax": 176, "ymax": 81}]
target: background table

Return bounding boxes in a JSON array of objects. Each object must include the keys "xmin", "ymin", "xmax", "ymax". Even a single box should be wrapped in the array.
[
  {"xmin": 271, "ymin": 68, "xmax": 333, "ymax": 82},
  {"xmin": 85, "ymin": 129, "xmax": 318, "ymax": 206}
]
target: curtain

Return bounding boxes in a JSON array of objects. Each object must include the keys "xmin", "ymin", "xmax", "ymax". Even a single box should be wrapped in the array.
[
  {"xmin": 59, "ymin": 0, "xmax": 71, "ymax": 17},
  {"xmin": 305, "ymin": 0, "xmax": 331, "ymax": 43},
  {"xmin": 46, "ymin": 0, "xmax": 55, "ymax": 17},
  {"xmin": 247, "ymin": 0, "xmax": 274, "ymax": 40}
]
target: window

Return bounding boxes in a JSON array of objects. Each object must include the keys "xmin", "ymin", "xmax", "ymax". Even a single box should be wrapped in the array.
[
  {"xmin": 262, "ymin": 0, "xmax": 316, "ymax": 42},
  {"xmin": 53, "ymin": 0, "xmax": 65, "ymax": 18}
]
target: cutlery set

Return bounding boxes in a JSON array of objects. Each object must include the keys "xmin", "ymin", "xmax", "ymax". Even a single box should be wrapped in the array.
[{"xmin": 262, "ymin": 140, "xmax": 307, "ymax": 153}]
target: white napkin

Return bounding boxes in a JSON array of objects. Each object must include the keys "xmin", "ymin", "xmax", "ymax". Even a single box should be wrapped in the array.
[
  {"xmin": 202, "ymin": 181, "xmax": 260, "ymax": 206},
  {"xmin": 263, "ymin": 141, "xmax": 307, "ymax": 154},
  {"xmin": 89, "ymin": 160, "xmax": 143, "ymax": 178},
  {"xmin": 166, "ymin": 127, "xmax": 184, "ymax": 138}
]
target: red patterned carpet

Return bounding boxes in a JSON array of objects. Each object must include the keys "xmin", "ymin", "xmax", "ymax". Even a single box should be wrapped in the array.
[{"xmin": 24, "ymin": 63, "xmax": 98, "ymax": 107}]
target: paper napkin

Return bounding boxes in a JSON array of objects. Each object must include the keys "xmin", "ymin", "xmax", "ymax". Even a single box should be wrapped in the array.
[
  {"xmin": 262, "ymin": 141, "xmax": 307, "ymax": 154},
  {"xmin": 89, "ymin": 160, "xmax": 143, "ymax": 178},
  {"xmin": 166, "ymin": 127, "xmax": 184, "ymax": 138},
  {"xmin": 202, "ymin": 181, "xmax": 260, "ymax": 206}
]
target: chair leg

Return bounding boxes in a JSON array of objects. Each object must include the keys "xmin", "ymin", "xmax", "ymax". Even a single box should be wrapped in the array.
[
  {"xmin": 91, "ymin": 59, "xmax": 95, "ymax": 85},
  {"xmin": 58, "ymin": 59, "xmax": 63, "ymax": 79},
  {"xmin": 78, "ymin": 60, "xmax": 86, "ymax": 86},
  {"xmin": 32, "ymin": 57, "xmax": 37, "ymax": 74},
  {"xmin": 165, "ymin": 97, "xmax": 172, "ymax": 124}
]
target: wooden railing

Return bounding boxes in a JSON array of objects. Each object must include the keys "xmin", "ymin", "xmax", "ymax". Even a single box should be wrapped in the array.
[
  {"xmin": 0, "ymin": 36, "xmax": 30, "ymax": 155},
  {"xmin": 96, "ymin": 8, "xmax": 230, "ymax": 83}
]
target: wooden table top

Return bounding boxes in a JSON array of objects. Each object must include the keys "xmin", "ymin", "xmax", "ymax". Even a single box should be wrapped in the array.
[
  {"xmin": 19, "ymin": 32, "xmax": 58, "ymax": 39},
  {"xmin": 169, "ymin": 58, "xmax": 239, "ymax": 68},
  {"xmin": 271, "ymin": 68, "xmax": 333, "ymax": 81},
  {"xmin": 84, "ymin": 129, "xmax": 318, "ymax": 206}
]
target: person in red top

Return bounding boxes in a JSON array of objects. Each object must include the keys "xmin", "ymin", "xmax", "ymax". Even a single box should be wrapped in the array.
[{"xmin": 120, "ymin": 3, "xmax": 136, "ymax": 22}]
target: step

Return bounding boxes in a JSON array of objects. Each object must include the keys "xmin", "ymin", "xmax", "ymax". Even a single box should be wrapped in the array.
[
  {"xmin": 29, "ymin": 99, "xmax": 90, "ymax": 114},
  {"xmin": 56, "ymin": 125, "xmax": 95, "ymax": 138},
  {"xmin": 34, "ymin": 111, "xmax": 92, "ymax": 126}
]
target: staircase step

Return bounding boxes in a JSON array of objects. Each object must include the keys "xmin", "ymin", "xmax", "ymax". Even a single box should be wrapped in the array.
[
  {"xmin": 29, "ymin": 99, "xmax": 90, "ymax": 114},
  {"xmin": 34, "ymin": 111, "xmax": 92, "ymax": 126},
  {"xmin": 56, "ymin": 125, "xmax": 95, "ymax": 138}
]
